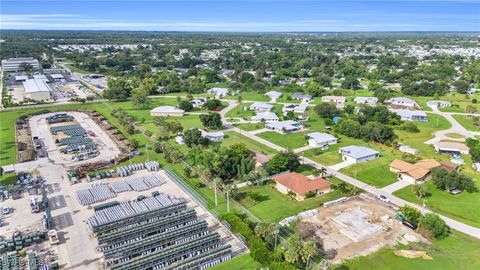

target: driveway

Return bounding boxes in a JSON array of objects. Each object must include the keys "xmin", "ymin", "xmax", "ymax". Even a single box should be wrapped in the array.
[
  {"xmin": 293, "ymin": 145, "xmax": 314, "ymax": 153},
  {"xmin": 328, "ymin": 160, "xmax": 355, "ymax": 171},
  {"xmin": 382, "ymin": 180, "xmax": 411, "ymax": 194}
]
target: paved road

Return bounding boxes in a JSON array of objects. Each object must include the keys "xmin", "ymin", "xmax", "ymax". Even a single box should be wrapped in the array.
[
  {"xmin": 425, "ymin": 108, "xmax": 478, "ymax": 144},
  {"xmin": 219, "ymin": 99, "xmax": 480, "ymax": 239}
]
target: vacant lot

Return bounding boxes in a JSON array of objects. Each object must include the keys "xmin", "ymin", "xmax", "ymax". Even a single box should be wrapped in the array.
[
  {"xmin": 257, "ymin": 131, "xmax": 308, "ymax": 149},
  {"xmin": 342, "ymin": 230, "xmax": 480, "ymax": 270},
  {"xmin": 235, "ymin": 122, "xmax": 265, "ymax": 131},
  {"xmin": 453, "ymin": 114, "xmax": 480, "ymax": 132}
]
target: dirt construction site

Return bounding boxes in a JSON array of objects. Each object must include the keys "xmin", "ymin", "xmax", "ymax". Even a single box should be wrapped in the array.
[{"xmin": 297, "ymin": 195, "xmax": 427, "ymax": 263}]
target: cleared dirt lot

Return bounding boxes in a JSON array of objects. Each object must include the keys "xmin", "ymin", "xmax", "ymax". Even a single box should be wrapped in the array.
[{"xmin": 297, "ymin": 195, "xmax": 426, "ymax": 263}]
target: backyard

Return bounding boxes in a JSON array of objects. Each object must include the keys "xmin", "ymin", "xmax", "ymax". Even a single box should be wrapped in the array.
[{"xmin": 236, "ymin": 178, "xmax": 348, "ymax": 222}]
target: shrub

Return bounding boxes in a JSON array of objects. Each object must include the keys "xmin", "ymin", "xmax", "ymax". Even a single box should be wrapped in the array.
[{"xmin": 419, "ymin": 213, "xmax": 449, "ymax": 239}]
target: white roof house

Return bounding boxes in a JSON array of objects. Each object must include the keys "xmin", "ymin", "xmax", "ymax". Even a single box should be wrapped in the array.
[
  {"xmin": 282, "ymin": 104, "xmax": 308, "ymax": 114},
  {"xmin": 307, "ymin": 132, "xmax": 338, "ymax": 148},
  {"xmin": 200, "ymin": 130, "xmax": 225, "ymax": 141},
  {"xmin": 266, "ymin": 120, "xmax": 302, "ymax": 133},
  {"xmin": 190, "ymin": 97, "xmax": 207, "ymax": 107},
  {"xmin": 150, "ymin": 106, "xmax": 185, "ymax": 117},
  {"xmin": 292, "ymin": 92, "xmax": 313, "ymax": 102},
  {"xmin": 251, "ymin": 112, "xmax": 279, "ymax": 123},
  {"xmin": 433, "ymin": 142, "xmax": 469, "ymax": 155},
  {"xmin": 386, "ymin": 97, "xmax": 419, "ymax": 109},
  {"xmin": 250, "ymin": 102, "xmax": 274, "ymax": 112},
  {"xmin": 390, "ymin": 109, "xmax": 428, "ymax": 122},
  {"xmin": 207, "ymin": 87, "xmax": 229, "ymax": 97},
  {"xmin": 426, "ymin": 100, "xmax": 451, "ymax": 108},
  {"xmin": 354, "ymin": 96, "xmax": 378, "ymax": 106},
  {"xmin": 339, "ymin": 145, "xmax": 379, "ymax": 163},
  {"xmin": 23, "ymin": 79, "xmax": 52, "ymax": 101},
  {"xmin": 321, "ymin": 96, "xmax": 346, "ymax": 107},
  {"xmin": 265, "ymin": 91, "xmax": 282, "ymax": 100}
]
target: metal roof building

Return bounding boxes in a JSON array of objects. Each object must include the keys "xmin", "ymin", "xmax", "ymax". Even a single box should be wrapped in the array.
[{"xmin": 22, "ymin": 79, "xmax": 52, "ymax": 101}]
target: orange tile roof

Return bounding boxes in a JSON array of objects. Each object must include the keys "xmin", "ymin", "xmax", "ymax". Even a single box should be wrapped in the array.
[
  {"xmin": 389, "ymin": 159, "xmax": 442, "ymax": 180},
  {"xmin": 273, "ymin": 172, "xmax": 330, "ymax": 195}
]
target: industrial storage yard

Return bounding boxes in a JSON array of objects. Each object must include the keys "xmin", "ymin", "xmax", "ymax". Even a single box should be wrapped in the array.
[
  {"xmin": 297, "ymin": 196, "xmax": 427, "ymax": 263},
  {"xmin": 1, "ymin": 112, "xmax": 246, "ymax": 269}
]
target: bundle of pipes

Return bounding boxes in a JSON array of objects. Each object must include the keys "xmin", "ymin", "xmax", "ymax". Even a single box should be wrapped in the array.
[{"xmin": 76, "ymin": 183, "xmax": 116, "ymax": 205}]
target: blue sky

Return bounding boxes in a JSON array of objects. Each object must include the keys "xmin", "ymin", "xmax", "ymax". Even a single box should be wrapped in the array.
[{"xmin": 1, "ymin": 0, "xmax": 479, "ymax": 32}]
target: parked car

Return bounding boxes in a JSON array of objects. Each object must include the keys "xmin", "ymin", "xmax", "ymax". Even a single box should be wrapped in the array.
[
  {"xmin": 2, "ymin": 207, "xmax": 10, "ymax": 215},
  {"xmin": 402, "ymin": 220, "xmax": 418, "ymax": 230},
  {"xmin": 378, "ymin": 195, "xmax": 390, "ymax": 203}
]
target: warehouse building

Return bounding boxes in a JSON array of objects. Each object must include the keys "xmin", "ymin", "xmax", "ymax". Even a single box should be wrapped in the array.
[
  {"xmin": 22, "ymin": 79, "xmax": 52, "ymax": 101},
  {"xmin": 1, "ymin": 57, "xmax": 40, "ymax": 72}
]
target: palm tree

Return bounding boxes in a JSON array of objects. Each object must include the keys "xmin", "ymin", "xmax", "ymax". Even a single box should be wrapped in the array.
[
  {"xmin": 313, "ymin": 167, "xmax": 327, "ymax": 178},
  {"xmin": 411, "ymin": 184, "xmax": 426, "ymax": 199}
]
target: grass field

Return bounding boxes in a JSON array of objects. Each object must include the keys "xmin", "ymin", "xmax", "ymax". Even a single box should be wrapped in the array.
[
  {"xmin": 342, "ymin": 230, "xmax": 480, "ymax": 270},
  {"xmin": 225, "ymin": 103, "xmax": 256, "ymax": 118},
  {"xmin": 394, "ymin": 181, "xmax": 480, "ymax": 228},
  {"xmin": 257, "ymin": 131, "xmax": 307, "ymax": 149},
  {"xmin": 222, "ymin": 131, "xmax": 277, "ymax": 155},
  {"xmin": 235, "ymin": 122, "xmax": 265, "ymax": 131},
  {"xmin": 211, "ymin": 253, "xmax": 261, "ymax": 270},
  {"xmin": 452, "ymin": 114, "xmax": 480, "ymax": 132},
  {"xmin": 237, "ymin": 180, "xmax": 347, "ymax": 222}
]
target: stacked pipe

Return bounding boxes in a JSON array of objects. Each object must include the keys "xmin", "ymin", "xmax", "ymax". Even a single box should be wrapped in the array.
[
  {"xmin": 145, "ymin": 161, "xmax": 160, "ymax": 171},
  {"xmin": 76, "ymin": 184, "xmax": 116, "ymax": 205}
]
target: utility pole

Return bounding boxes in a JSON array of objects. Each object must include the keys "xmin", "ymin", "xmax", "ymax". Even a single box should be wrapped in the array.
[
  {"xmin": 226, "ymin": 189, "xmax": 230, "ymax": 212},
  {"xmin": 274, "ymin": 228, "xmax": 279, "ymax": 251}
]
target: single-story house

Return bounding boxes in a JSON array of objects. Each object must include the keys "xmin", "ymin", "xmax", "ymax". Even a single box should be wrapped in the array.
[
  {"xmin": 427, "ymin": 100, "xmax": 451, "ymax": 108},
  {"xmin": 307, "ymin": 132, "xmax": 338, "ymax": 148},
  {"xmin": 200, "ymin": 130, "xmax": 225, "ymax": 141},
  {"xmin": 190, "ymin": 97, "xmax": 207, "ymax": 107},
  {"xmin": 389, "ymin": 159, "xmax": 441, "ymax": 184},
  {"xmin": 251, "ymin": 112, "xmax": 279, "ymax": 123},
  {"xmin": 282, "ymin": 104, "xmax": 308, "ymax": 114},
  {"xmin": 273, "ymin": 172, "xmax": 331, "ymax": 201},
  {"xmin": 207, "ymin": 87, "xmax": 229, "ymax": 97},
  {"xmin": 389, "ymin": 109, "xmax": 428, "ymax": 122},
  {"xmin": 433, "ymin": 141, "xmax": 469, "ymax": 155},
  {"xmin": 339, "ymin": 145, "xmax": 379, "ymax": 163},
  {"xmin": 265, "ymin": 90, "xmax": 282, "ymax": 101},
  {"xmin": 321, "ymin": 96, "xmax": 346, "ymax": 108},
  {"xmin": 266, "ymin": 120, "xmax": 302, "ymax": 133},
  {"xmin": 354, "ymin": 96, "xmax": 378, "ymax": 106},
  {"xmin": 386, "ymin": 97, "xmax": 420, "ymax": 109},
  {"xmin": 292, "ymin": 92, "xmax": 313, "ymax": 102},
  {"xmin": 250, "ymin": 102, "xmax": 274, "ymax": 112},
  {"xmin": 398, "ymin": 144, "xmax": 419, "ymax": 155},
  {"xmin": 150, "ymin": 106, "xmax": 185, "ymax": 117},
  {"xmin": 253, "ymin": 152, "xmax": 272, "ymax": 168}
]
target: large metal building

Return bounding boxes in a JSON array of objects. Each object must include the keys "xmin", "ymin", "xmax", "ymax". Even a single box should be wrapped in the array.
[
  {"xmin": 22, "ymin": 79, "xmax": 52, "ymax": 101},
  {"xmin": 1, "ymin": 57, "xmax": 40, "ymax": 72}
]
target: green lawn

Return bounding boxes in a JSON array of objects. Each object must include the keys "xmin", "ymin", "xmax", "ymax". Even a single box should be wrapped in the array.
[
  {"xmin": 65, "ymin": 64, "xmax": 90, "ymax": 74},
  {"xmin": 394, "ymin": 181, "xmax": 480, "ymax": 228},
  {"xmin": 257, "ymin": 131, "xmax": 307, "ymax": 149},
  {"xmin": 301, "ymin": 136, "xmax": 361, "ymax": 166},
  {"xmin": 211, "ymin": 253, "xmax": 261, "ymax": 270},
  {"xmin": 237, "ymin": 179, "xmax": 347, "ymax": 222},
  {"xmin": 222, "ymin": 131, "xmax": 277, "ymax": 155},
  {"xmin": 0, "ymin": 173, "xmax": 16, "ymax": 186},
  {"xmin": 235, "ymin": 122, "xmax": 265, "ymax": 131},
  {"xmin": 340, "ymin": 144, "xmax": 403, "ymax": 188},
  {"xmin": 452, "ymin": 114, "xmax": 480, "ymax": 132},
  {"xmin": 342, "ymin": 230, "xmax": 480, "ymax": 270},
  {"xmin": 225, "ymin": 103, "xmax": 256, "ymax": 118}
]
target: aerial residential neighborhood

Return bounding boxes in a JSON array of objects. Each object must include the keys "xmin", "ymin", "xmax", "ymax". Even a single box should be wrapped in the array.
[{"xmin": 0, "ymin": 1, "xmax": 479, "ymax": 270}]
